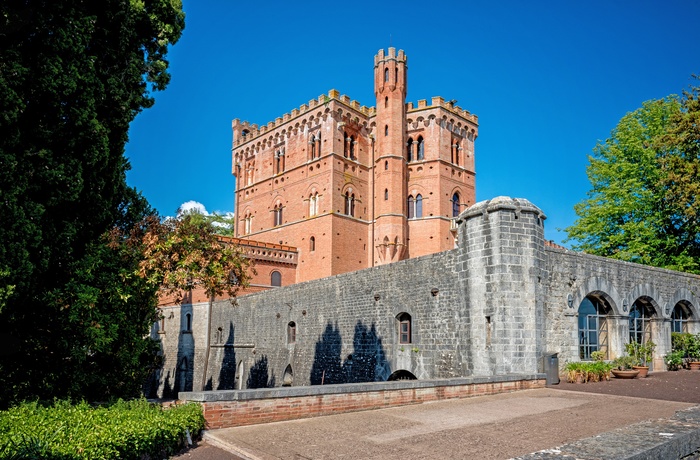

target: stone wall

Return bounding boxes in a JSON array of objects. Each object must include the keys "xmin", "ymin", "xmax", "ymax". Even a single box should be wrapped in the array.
[{"xmin": 151, "ymin": 196, "xmax": 700, "ymax": 398}]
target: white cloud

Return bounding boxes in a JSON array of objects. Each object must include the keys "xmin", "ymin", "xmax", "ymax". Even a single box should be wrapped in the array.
[{"xmin": 177, "ymin": 200, "xmax": 209, "ymax": 216}]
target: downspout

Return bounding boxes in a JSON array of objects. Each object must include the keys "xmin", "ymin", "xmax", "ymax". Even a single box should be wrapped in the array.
[{"xmin": 370, "ymin": 134, "xmax": 375, "ymax": 267}]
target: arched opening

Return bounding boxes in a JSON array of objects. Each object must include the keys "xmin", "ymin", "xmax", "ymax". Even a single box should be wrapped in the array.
[
  {"xmin": 283, "ymin": 364, "xmax": 294, "ymax": 386},
  {"xmin": 407, "ymin": 196, "xmax": 414, "ymax": 219},
  {"xmin": 415, "ymin": 194, "xmax": 422, "ymax": 218},
  {"xmin": 349, "ymin": 135, "xmax": 355, "ymax": 159},
  {"xmin": 417, "ymin": 136, "xmax": 424, "ymax": 160},
  {"xmin": 384, "ymin": 67, "xmax": 389, "ymax": 82},
  {"xmin": 452, "ymin": 193, "xmax": 461, "ymax": 217},
  {"xmin": 385, "ymin": 125, "xmax": 389, "ymax": 136},
  {"xmin": 384, "ymin": 160, "xmax": 388, "ymax": 170},
  {"xmin": 671, "ymin": 301, "xmax": 692, "ymax": 333},
  {"xmin": 387, "ymin": 370, "xmax": 417, "ymax": 381},
  {"xmin": 578, "ymin": 295, "xmax": 613, "ymax": 360},
  {"xmin": 384, "ymin": 96, "xmax": 388, "ymax": 108},
  {"xmin": 271, "ymin": 271, "xmax": 282, "ymax": 287},
  {"xmin": 629, "ymin": 297, "xmax": 656, "ymax": 346},
  {"xmin": 406, "ymin": 138, "xmax": 414, "ymax": 162},
  {"xmin": 287, "ymin": 321, "xmax": 296, "ymax": 344},
  {"xmin": 397, "ymin": 312, "xmax": 412, "ymax": 344},
  {"xmin": 309, "ymin": 236, "xmax": 315, "ymax": 252},
  {"xmin": 384, "ymin": 189, "xmax": 388, "ymax": 200}
]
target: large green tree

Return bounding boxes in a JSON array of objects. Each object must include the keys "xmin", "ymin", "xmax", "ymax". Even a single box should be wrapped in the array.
[
  {"xmin": 566, "ymin": 85, "xmax": 700, "ymax": 274},
  {"xmin": 0, "ymin": 0, "xmax": 185, "ymax": 405}
]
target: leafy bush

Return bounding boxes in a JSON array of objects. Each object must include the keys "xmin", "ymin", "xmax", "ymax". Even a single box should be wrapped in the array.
[
  {"xmin": 671, "ymin": 332, "xmax": 700, "ymax": 363},
  {"xmin": 665, "ymin": 350, "xmax": 684, "ymax": 371},
  {"xmin": 564, "ymin": 360, "xmax": 613, "ymax": 383},
  {"xmin": 0, "ymin": 399, "xmax": 204, "ymax": 459},
  {"xmin": 625, "ymin": 340, "xmax": 656, "ymax": 366}
]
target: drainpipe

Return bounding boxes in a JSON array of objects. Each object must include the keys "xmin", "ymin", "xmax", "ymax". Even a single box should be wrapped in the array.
[{"xmin": 370, "ymin": 134, "xmax": 375, "ymax": 267}]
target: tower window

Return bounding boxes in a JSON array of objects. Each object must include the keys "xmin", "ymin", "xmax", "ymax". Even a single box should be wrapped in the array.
[
  {"xmin": 385, "ymin": 96, "xmax": 388, "ymax": 108},
  {"xmin": 344, "ymin": 192, "xmax": 356, "ymax": 217},
  {"xmin": 349, "ymin": 135, "xmax": 356, "ymax": 160},
  {"xmin": 384, "ymin": 160, "xmax": 388, "ymax": 170},
  {"xmin": 273, "ymin": 204, "xmax": 283, "ymax": 227},
  {"xmin": 385, "ymin": 125, "xmax": 389, "ymax": 136},
  {"xmin": 385, "ymin": 189, "xmax": 388, "ymax": 200},
  {"xmin": 343, "ymin": 131, "xmax": 350, "ymax": 158},
  {"xmin": 310, "ymin": 236, "xmax": 315, "ymax": 252},
  {"xmin": 452, "ymin": 193, "xmax": 461, "ymax": 217},
  {"xmin": 384, "ymin": 67, "xmax": 389, "ymax": 82},
  {"xmin": 309, "ymin": 193, "xmax": 318, "ymax": 216},
  {"xmin": 271, "ymin": 271, "xmax": 282, "ymax": 287},
  {"xmin": 407, "ymin": 138, "xmax": 414, "ymax": 162},
  {"xmin": 417, "ymin": 136, "xmax": 424, "ymax": 160},
  {"xmin": 408, "ymin": 194, "xmax": 423, "ymax": 219}
]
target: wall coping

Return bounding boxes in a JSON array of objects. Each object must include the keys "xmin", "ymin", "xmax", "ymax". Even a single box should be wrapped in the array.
[{"xmin": 179, "ymin": 373, "xmax": 545, "ymax": 402}]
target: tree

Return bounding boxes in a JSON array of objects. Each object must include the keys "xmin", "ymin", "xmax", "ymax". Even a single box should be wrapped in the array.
[
  {"xmin": 565, "ymin": 89, "xmax": 700, "ymax": 274},
  {"xmin": 0, "ymin": 1, "xmax": 185, "ymax": 405}
]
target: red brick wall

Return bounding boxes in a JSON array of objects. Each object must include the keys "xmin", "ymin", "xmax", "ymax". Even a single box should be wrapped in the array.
[{"xmin": 198, "ymin": 378, "xmax": 545, "ymax": 429}]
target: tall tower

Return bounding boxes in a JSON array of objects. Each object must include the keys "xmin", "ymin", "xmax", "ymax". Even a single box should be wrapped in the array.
[{"xmin": 373, "ymin": 48, "xmax": 408, "ymax": 265}]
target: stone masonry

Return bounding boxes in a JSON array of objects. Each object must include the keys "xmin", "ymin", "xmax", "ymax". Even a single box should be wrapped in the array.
[{"xmin": 151, "ymin": 196, "xmax": 700, "ymax": 398}]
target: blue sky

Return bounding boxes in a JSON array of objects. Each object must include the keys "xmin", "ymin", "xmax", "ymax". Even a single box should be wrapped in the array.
[{"xmin": 125, "ymin": 0, "xmax": 700, "ymax": 246}]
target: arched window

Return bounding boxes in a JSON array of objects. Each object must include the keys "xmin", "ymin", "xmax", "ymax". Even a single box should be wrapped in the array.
[
  {"xmin": 273, "ymin": 204, "xmax": 283, "ymax": 227},
  {"xmin": 385, "ymin": 125, "xmax": 389, "ymax": 136},
  {"xmin": 287, "ymin": 321, "xmax": 296, "ymax": 344},
  {"xmin": 417, "ymin": 136, "xmax": 424, "ymax": 160},
  {"xmin": 344, "ymin": 191, "xmax": 355, "ymax": 216},
  {"xmin": 629, "ymin": 299, "xmax": 654, "ymax": 345},
  {"xmin": 349, "ymin": 135, "xmax": 355, "ymax": 159},
  {"xmin": 309, "ymin": 136, "xmax": 316, "ymax": 159},
  {"xmin": 309, "ymin": 193, "xmax": 318, "ymax": 217},
  {"xmin": 578, "ymin": 296, "xmax": 610, "ymax": 360},
  {"xmin": 671, "ymin": 303, "xmax": 691, "ymax": 333},
  {"xmin": 271, "ymin": 271, "xmax": 282, "ymax": 287},
  {"xmin": 452, "ymin": 193, "xmax": 461, "ymax": 217},
  {"xmin": 406, "ymin": 138, "xmax": 414, "ymax": 162},
  {"xmin": 309, "ymin": 236, "xmax": 315, "ymax": 252},
  {"xmin": 343, "ymin": 131, "xmax": 350, "ymax": 158},
  {"xmin": 244, "ymin": 212, "xmax": 252, "ymax": 234},
  {"xmin": 397, "ymin": 313, "xmax": 412, "ymax": 344},
  {"xmin": 452, "ymin": 140, "xmax": 460, "ymax": 165},
  {"xmin": 384, "ymin": 67, "xmax": 389, "ymax": 82},
  {"xmin": 407, "ymin": 195, "xmax": 422, "ymax": 219}
]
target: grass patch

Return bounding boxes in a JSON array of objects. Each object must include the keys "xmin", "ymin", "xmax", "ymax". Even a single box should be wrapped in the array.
[{"xmin": 0, "ymin": 399, "xmax": 204, "ymax": 459}]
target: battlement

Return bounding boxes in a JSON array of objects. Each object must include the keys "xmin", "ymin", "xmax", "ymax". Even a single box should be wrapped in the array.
[
  {"xmin": 374, "ymin": 47, "xmax": 407, "ymax": 65},
  {"xmin": 405, "ymin": 96, "xmax": 478, "ymax": 124},
  {"xmin": 232, "ymin": 89, "xmax": 374, "ymax": 148},
  {"xmin": 217, "ymin": 236, "xmax": 298, "ymax": 265}
]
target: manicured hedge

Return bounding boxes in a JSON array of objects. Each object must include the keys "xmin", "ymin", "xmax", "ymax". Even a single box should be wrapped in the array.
[{"xmin": 0, "ymin": 399, "xmax": 204, "ymax": 459}]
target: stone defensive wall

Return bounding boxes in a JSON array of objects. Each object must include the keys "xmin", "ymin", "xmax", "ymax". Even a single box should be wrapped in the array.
[{"xmin": 155, "ymin": 196, "xmax": 700, "ymax": 406}]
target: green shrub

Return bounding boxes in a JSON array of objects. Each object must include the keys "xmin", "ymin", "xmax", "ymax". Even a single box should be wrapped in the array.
[
  {"xmin": 0, "ymin": 399, "xmax": 204, "ymax": 459},
  {"xmin": 665, "ymin": 350, "xmax": 684, "ymax": 371},
  {"xmin": 564, "ymin": 360, "xmax": 613, "ymax": 383}
]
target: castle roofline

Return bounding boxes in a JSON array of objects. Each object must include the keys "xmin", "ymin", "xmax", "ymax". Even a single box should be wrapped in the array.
[{"xmin": 459, "ymin": 196, "xmax": 546, "ymax": 220}]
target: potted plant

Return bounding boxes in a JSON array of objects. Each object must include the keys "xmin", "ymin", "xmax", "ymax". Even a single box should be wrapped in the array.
[
  {"xmin": 625, "ymin": 340, "xmax": 655, "ymax": 378},
  {"xmin": 564, "ymin": 361, "xmax": 586, "ymax": 383},
  {"xmin": 611, "ymin": 355, "xmax": 639, "ymax": 379},
  {"xmin": 665, "ymin": 350, "xmax": 684, "ymax": 371},
  {"xmin": 688, "ymin": 334, "xmax": 700, "ymax": 370}
]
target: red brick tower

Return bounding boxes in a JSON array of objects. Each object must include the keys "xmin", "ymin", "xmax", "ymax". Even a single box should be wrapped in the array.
[{"xmin": 373, "ymin": 48, "xmax": 408, "ymax": 265}]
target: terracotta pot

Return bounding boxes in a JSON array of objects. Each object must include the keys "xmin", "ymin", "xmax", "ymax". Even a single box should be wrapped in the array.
[
  {"xmin": 690, "ymin": 362, "xmax": 700, "ymax": 371},
  {"xmin": 632, "ymin": 365, "xmax": 649, "ymax": 378},
  {"xmin": 611, "ymin": 369, "xmax": 640, "ymax": 379}
]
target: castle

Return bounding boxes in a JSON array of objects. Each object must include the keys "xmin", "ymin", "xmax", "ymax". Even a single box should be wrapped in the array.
[{"xmin": 231, "ymin": 48, "xmax": 478, "ymax": 284}]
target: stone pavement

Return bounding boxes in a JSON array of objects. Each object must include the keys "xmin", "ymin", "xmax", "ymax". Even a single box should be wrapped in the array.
[{"xmin": 194, "ymin": 388, "xmax": 700, "ymax": 459}]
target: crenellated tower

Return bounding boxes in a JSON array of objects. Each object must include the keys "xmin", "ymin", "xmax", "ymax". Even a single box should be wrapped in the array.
[{"xmin": 373, "ymin": 48, "xmax": 408, "ymax": 265}]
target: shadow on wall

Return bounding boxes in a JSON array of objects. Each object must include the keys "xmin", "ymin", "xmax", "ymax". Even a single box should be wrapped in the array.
[
  {"xmin": 247, "ymin": 355, "xmax": 276, "ymax": 389},
  {"xmin": 310, "ymin": 321, "xmax": 391, "ymax": 385},
  {"xmin": 217, "ymin": 322, "xmax": 237, "ymax": 390}
]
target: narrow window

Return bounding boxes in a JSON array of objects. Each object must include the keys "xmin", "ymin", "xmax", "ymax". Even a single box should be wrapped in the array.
[
  {"xmin": 406, "ymin": 138, "xmax": 413, "ymax": 162},
  {"xmin": 385, "ymin": 125, "xmax": 388, "ymax": 136},
  {"xmin": 343, "ymin": 131, "xmax": 349, "ymax": 158},
  {"xmin": 452, "ymin": 193, "xmax": 461, "ymax": 217},
  {"xmin": 350, "ymin": 194, "xmax": 355, "ymax": 217},
  {"xmin": 384, "ymin": 67, "xmax": 389, "ymax": 82},
  {"xmin": 309, "ymin": 193, "xmax": 318, "ymax": 216},
  {"xmin": 310, "ymin": 236, "xmax": 315, "ymax": 252},
  {"xmin": 384, "ymin": 189, "xmax": 388, "ymax": 200},
  {"xmin": 273, "ymin": 205, "xmax": 283, "ymax": 227},
  {"xmin": 287, "ymin": 322, "xmax": 296, "ymax": 344},
  {"xmin": 384, "ymin": 160, "xmax": 388, "ymax": 170},
  {"xmin": 417, "ymin": 136, "xmax": 424, "ymax": 160},
  {"xmin": 344, "ymin": 191, "xmax": 351, "ymax": 215},
  {"xmin": 407, "ymin": 195, "xmax": 414, "ymax": 219},
  {"xmin": 310, "ymin": 138, "xmax": 316, "ymax": 159},
  {"xmin": 316, "ymin": 133, "xmax": 321, "ymax": 158},
  {"xmin": 397, "ymin": 313, "xmax": 412, "ymax": 344},
  {"xmin": 385, "ymin": 96, "xmax": 388, "ymax": 108},
  {"xmin": 271, "ymin": 271, "xmax": 282, "ymax": 287},
  {"xmin": 415, "ymin": 194, "xmax": 423, "ymax": 218},
  {"xmin": 349, "ymin": 135, "xmax": 355, "ymax": 159}
]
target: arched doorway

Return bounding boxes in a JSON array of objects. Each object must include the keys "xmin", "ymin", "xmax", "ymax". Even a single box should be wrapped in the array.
[{"xmin": 387, "ymin": 370, "xmax": 417, "ymax": 381}]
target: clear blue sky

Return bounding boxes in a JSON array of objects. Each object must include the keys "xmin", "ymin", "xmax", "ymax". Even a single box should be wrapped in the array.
[{"xmin": 125, "ymin": 0, "xmax": 700, "ymax": 246}]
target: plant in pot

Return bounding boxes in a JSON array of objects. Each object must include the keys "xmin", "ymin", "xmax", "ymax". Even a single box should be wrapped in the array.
[
  {"xmin": 611, "ymin": 355, "xmax": 639, "ymax": 379},
  {"xmin": 665, "ymin": 350, "xmax": 684, "ymax": 371},
  {"xmin": 625, "ymin": 340, "xmax": 656, "ymax": 378},
  {"xmin": 564, "ymin": 361, "xmax": 586, "ymax": 383},
  {"xmin": 688, "ymin": 334, "xmax": 700, "ymax": 370}
]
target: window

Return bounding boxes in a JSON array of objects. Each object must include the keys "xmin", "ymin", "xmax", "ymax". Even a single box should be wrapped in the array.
[
  {"xmin": 578, "ymin": 297, "xmax": 609, "ymax": 360},
  {"xmin": 671, "ymin": 303, "xmax": 690, "ymax": 333},
  {"xmin": 384, "ymin": 189, "xmax": 388, "ymax": 200},
  {"xmin": 397, "ymin": 313, "xmax": 412, "ymax": 344},
  {"xmin": 349, "ymin": 135, "xmax": 355, "ymax": 160},
  {"xmin": 244, "ymin": 212, "xmax": 252, "ymax": 234},
  {"xmin": 407, "ymin": 194, "xmax": 422, "ymax": 219},
  {"xmin": 416, "ymin": 136, "xmax": 424, "ymax": 160},
  {"xmin": 287, "ymin": 322, "xmax": 296, "ymax": 344},
  {"xmin": 274, "ymin": 149, "xmax": 285, "ymax": 174},
  {"xmin": 309, "ymin": 193, "xmax": 318, "ymax": 216},
  {"xmin": 309, "ymin": 236, "xmax": 315, "ymax": 252},
  {"xmin": 385, "ymin": 96, "xmax": 388, "ymax": 108},
  {"xmin": 384, "ymin": 160, "xmax": 388, "ymax": 170},
  {"xmin": 385, "ymin": 125, "xmax": 388, "ymax": 136},
  {"xmin": 384, "ymin": 67, "xmax": 389, "ymax": 82},
  {"xmin": 406, "ymin": 138, "xmax": 413, "ymax": 162},
  {"xmin": 273, "ymin": 204, "xmax": 283, "ymax": 226},
  {"xmin": 452, "ymin": 193, "xmax": 461, "ymax": 217},
  {"xmin": 344, "ymin": 192, "xmax": 355, "ymax": 217},
  {"xmin": 309, "ymin": 137, "xmax": 316, "ymax": 159},
  {"xmin": 343, "ymin": 131, "xmax": 350, "ymax": 158},
  {"xmin": 271, "ymin": 271, "xmax": 282, "ymax": 287},
  {"xmin": 452, "ymin": 139, "xmax": 460, "ymax": 165},
  {"xmin": 629, "ymin": 300, "xmax": 653, "ymax": 345}
]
